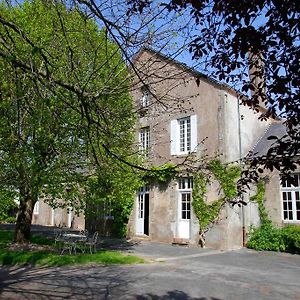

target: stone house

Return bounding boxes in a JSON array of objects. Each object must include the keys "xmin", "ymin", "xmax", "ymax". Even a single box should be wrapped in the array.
[
  {"xmin": 127, "ymin": 47, "xmax": 274, "ymax": 249},
  {"xmin": 31, "ymin": 47, "xmax": 299, "ymax": 248}
]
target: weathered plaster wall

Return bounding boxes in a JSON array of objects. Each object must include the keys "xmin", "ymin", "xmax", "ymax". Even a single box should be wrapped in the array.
[
  {"xmin": 223, "ymin": 93, "xmax": 271, "ymax": 163},
  {"xmin": 32, "ymin": 199, "xmax": 85, "ymax": 230}
]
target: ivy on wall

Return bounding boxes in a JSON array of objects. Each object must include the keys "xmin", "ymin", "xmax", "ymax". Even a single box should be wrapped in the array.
[
  {"xmin": 192, "ymin": 160, "xmax": 241, "ymax": 246},
  {"xmin": 143, "ymin": 163, "xmax": 179, "ymax": 184},
  {"xmin": 250, "ymin": 180, "xmax": 271, "ymax": 225}
]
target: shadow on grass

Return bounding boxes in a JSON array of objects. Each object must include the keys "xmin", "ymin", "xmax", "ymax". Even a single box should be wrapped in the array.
[{"xmin": 0, "ymin": 249, "xmax": 144, "ymax": 266}]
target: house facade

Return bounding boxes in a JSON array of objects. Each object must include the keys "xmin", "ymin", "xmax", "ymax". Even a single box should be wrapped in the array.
[
  {"xmin": 31, "ymin": 199, "xmax": 85, "ymax": 230},
  {"xmin": 127, "ymin": 48, "xmax": 273, "ymax": 249}
]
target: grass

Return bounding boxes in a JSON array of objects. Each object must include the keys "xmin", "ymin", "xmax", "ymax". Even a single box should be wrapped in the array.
[{"xmin": 0, "ymin": 230, "xmax": 144, "ymax": 266}]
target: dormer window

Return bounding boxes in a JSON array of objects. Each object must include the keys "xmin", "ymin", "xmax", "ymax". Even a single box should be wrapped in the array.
[{"xmin": 140, "ymin": 86, "xmax": 150, "ymax": 108}]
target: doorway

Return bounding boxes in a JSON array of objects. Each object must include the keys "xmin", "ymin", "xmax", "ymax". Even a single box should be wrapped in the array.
[{"xmin": 136, "ymin": 186, "xmax": 150, "ymax": 235}]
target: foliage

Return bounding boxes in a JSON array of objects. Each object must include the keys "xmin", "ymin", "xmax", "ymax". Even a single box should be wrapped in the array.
[
  {"xmin": 250, "ymin": 181, "xmax": 271, "ymax": 226},
  {"xmin": 208, "ymin": 160, "xmax": 241, "ymax": 199},
  {"xmin": 0, "ymin": 190, "xmax": 18, "ymax": 223},
  {"xmin": 247, "ymin": 224, "xmax": 300, "ymax": 254},
  {"xmin": 247, "ymin": 224, "xmax": 285, "ymax": 252},
  {"xmin": 0, "ymin": 0, "xmax": 138, "ymax": 242},
  {"xmin": 142, "ymin": 163, "xmax": 179, "ymax": 184},
  {"xmin": 192, "ymin": 160, "xmax": 241, "ymax": 232},
  {"xmin": 281, "ymin": 225, "xmax": 300, "ymax": 255},
  {"xmin": 85, "ymin": 160, "xmax": 143, "ymax": 237},
  {"xmin": 192, "ymin": 172, "xmax": 224, "ymax": 231}
]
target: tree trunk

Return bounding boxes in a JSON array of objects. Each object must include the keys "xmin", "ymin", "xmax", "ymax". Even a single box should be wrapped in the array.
[{"xmin": 14, "ymin": 196, "xmax": 35, "ymax": 244}]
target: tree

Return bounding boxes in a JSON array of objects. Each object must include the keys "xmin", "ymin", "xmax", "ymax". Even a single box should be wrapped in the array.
[{"xmin": 0, "ymin": 0, "xmax": 139, "ymax": 243}]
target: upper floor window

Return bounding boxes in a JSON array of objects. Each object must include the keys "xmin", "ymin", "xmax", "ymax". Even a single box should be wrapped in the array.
[
  {"xmin": 140, "ymin": 86, "xmax": 150, "ymax": 108},
  {"xmin": 139, "ymin": 126, "xmax": 150, "ymax": 156},
  {"xmin": 170, "ymin": 115, "xmax": 197, "ymax": 155},
  {"xmin": 281, "ymin": 174, "xmax": 300, "ymax": 222}
]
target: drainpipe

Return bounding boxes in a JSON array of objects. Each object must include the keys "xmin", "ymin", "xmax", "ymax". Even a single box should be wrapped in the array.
[{"xmin": 236, "ymin": 95, "xmax": 246, "ymax": 247}]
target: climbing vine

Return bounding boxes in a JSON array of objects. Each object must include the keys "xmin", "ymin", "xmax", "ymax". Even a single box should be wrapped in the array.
[
  {"xmin": 192, "ymin": 160, "xmax": 241, "ymax": 246},
  {"xmin": 250, "ymin": 180, "xmax": 271, "ymax": 226},
  {"xmin": 143, "ymin": 163, "xmax": 179, "ymax": 184}
]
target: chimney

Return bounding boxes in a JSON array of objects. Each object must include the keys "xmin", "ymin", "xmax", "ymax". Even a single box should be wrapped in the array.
[{"xmin": 248, "ymin": 51, "xmax": 267, "ymax": 109}]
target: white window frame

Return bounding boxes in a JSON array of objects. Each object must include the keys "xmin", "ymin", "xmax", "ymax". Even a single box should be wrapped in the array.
[
  {"xmin": 178, "ymin": 178, "xmax": 193, "ymax": 220},
  {"xmin": 170, "ymin": 115, "xmax": 197, "ymax": 155},
  {"xmin": 137, "ymin": 186, "xmax": 149, "ymax": 219},
  {"xmin": 139, "ymin": 126, "xmax": 150, "ymax": 156},
  {"xmin": 281, "ymin": 174, "xmax": 300, "ymax": 223},
  {"xmin": 33, "ymin": 200, "xmax": 39, "ymax": 215}
]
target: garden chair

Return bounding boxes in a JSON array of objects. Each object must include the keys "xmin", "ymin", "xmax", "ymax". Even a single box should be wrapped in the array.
[
  {"xmin": 84, "ymin": 231, "xmax": 99, "ymax": 254},
  {"xmin": 60, "ymin": 234, "xmax": 78, "ymax": 255},
  {"xmin": 54, "ymin": 230, "xmax": 65, "ymax": 252}
]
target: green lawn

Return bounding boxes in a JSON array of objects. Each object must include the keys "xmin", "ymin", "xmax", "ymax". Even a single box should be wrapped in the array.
[{"xmin": 0, "ymin": 230, "xmax": 144, "ymax": 266}]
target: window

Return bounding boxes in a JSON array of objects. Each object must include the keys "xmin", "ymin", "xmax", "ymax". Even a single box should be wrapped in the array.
[
  {"xmin": 139, "ymin": 127, "xmax": 150, "ymax": 156},
  {"xmin": 281, "ymin": 174, "xmax": 300, "ymax": 222},
  {"xmin": 140, "ymin": 87, "xmax": 150, "ymax": 108},
  {"xmin": 179, "ymin": 117, "xmax": 191, "ymax": 152},
  {"xmin": 178, "ymin": 178, "xmax": 193, "ymax": 220},
  {"xmin": 170, "ymin": 115, "xmax": 197, "ymax": 155},
  {"xmin": 33, "ymin": 200, "xmax": 39, "ymax": 215}
]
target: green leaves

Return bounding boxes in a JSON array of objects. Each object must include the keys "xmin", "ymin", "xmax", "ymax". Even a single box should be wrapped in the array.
[
  {"xmin": 0, "ymin": 0, "xmax": 139, "ymax": 239},
  {"xmin": 192, "ymin": 160, "xmax": 241, "ymax": 232}
]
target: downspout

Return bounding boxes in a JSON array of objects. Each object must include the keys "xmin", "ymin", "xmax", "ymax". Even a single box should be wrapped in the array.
[{"xmin": 236, "ymin": 96, "xmax": 246, "ymax": 247}]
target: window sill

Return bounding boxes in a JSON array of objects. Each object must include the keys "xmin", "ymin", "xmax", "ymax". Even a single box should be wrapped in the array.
[{"xmin": 282, "ymin": 220, "xmax": 300, "ymax": 224}]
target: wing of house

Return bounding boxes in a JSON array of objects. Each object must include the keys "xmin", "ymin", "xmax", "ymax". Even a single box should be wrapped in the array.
[{"xmin": 251, "ymin": 122, "xmax": 300, "ymax": 226}]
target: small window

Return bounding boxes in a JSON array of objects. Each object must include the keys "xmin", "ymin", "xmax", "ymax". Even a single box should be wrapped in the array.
[
  {"xmin": 178, "ymin": 178, "xmax": 193, "ymax": 190},
  {"xmin": 139, "ymin": 127, "xmax": 150, "ymax": 156},
  {"xmin": 140, "ymin": 87, "xmax": 150, "ymax": 108},
  {"xmin": 281, "ymin": 174, "xmax": 300, "ymax": 222}
]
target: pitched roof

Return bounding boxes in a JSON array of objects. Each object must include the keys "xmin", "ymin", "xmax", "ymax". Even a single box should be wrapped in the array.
[{"xmin": 251, "ymin": 122, "xmax": 287, "ymax": 157}]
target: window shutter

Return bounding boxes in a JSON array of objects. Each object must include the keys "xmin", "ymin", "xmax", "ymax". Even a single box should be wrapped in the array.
[
  {"xmin": 190, "ymin": 115, "xmax": 198, "ymax": 152},
  {"xmin": 170, "ymin": 119, "xmax": 178, "ymax": 155}
]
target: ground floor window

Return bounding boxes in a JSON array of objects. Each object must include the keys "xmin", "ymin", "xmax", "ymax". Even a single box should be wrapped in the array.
[
  {"xmin": 178, "ymin": 178, "xmax": 192, "ymax": 220},
  {"xmin": 281, "ymin": 174, "xmax": 300, "ymax": 222}
]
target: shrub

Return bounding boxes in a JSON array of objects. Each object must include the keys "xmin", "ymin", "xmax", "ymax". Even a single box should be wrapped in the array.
[
  {"xmin": 281, "ymin": 225, "xmax": 300, "ymax": 254},
  {"xmin": 247, "ymin": 224, "xmax": 300, "ymax": 254},
  {"xmin": 247, "ymin": 224, "xmax": 285, "ymax": 252}
]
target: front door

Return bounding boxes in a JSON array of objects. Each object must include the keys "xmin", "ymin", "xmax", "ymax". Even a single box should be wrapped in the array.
[
  {"xmin": 136, "ymin": 186, "xmax": 149, "ymax": 235},
  {"xmin": 177, "ymin": 178, "xmax": 192, "ymax": 239}
]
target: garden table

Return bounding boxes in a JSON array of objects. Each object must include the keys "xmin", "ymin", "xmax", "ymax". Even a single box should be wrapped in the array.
[{"xmin": 60, "ymin": 233, "xmax": 88, "ymax": 255}]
